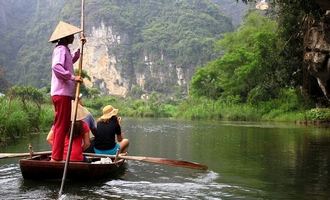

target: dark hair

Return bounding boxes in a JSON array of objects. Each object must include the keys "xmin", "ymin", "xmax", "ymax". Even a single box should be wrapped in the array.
[
  {"xmin": 69, "ymin": 120, "xmax": 84, "ymax": 138},
  {"xmin": 98, "ymin": 116, "xmax": 119, "ymax": 124},
  {"xmin": 57, "ymin": 35, "xmax": 74, "ymax": 45}
]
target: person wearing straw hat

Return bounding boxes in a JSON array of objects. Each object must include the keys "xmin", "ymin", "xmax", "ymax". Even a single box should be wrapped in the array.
[
  {"xmin": 47, "ymin": 101, "xmax": 91, "ymax": 162},
  {"xmin": 49, "ymin": 21, "xmax": 86, "ymax": 161},
  {"xmin": 93, "ymin": 105, "xmax": 129, "ymax": 155}
]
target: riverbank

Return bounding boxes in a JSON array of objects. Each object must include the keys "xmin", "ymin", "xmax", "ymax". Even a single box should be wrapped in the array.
[
  {"xmin": 296, "ymin": 120, "xmax": 330, "ymax": 128},
  {"xmin": 1, "ymin": 92, "xmax": 330, "ymax": 147}
]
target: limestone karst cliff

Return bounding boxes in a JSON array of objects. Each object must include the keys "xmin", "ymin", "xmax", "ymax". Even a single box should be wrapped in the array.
[
  {"xmin": 78, "ymin": 1, "xmax": 235, "ymax": 97},
  {"xmin": 80, "ymin": 22, "xmax": 195, "ymax": 97},
  {"xmin": 0, "ymin": 0, "xmax": 238, "ymax": 97},
  {"xmin": 303, "ymin": 11, "xmax": 330, "ymax": 101},
  {"xmin": 82, "ymin": 23, "xmax": 128, "ymax": 96}
]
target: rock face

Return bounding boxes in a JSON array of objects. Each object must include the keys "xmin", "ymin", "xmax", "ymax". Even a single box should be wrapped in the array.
[
  {"xmin": 82, "ymin": 23, "xmax": 191, "ymax": 97},
  {"xmin": 314, "ymin": 0, "xmax": 330, "ymax": 10},
  {"xmin": 83, "ymin": 22, "xmax": 129, "ymax": 96},
  {"xmin": 304, "ymin": 12, "xmax": 330, "ymax": 100}
]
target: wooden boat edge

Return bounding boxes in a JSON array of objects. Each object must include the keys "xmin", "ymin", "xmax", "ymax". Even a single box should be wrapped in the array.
[{"xmin": 19, "ymin": 155, "xmax": 126, "ymax": 180}]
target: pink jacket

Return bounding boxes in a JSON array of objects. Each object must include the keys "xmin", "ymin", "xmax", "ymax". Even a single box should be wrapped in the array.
[{"xmin": 51, "ymin": 45, "xmax": 80, "ymax": 97}]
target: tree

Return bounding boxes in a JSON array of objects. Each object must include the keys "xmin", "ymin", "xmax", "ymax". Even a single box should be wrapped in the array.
[
  {"xmin": 0, "ymin": 66, "xmax": 9, "ymax": 92},
  {"xmin": 7, "ymin": 86, "xmax": 45, "ymax": 131},
  {"xmin": 191, "ymin": 11, "xmax": 281, "ymax": 103},
  {"xmin": 190, "ymin": 60, "xmax": 223, "ymax": 100}
]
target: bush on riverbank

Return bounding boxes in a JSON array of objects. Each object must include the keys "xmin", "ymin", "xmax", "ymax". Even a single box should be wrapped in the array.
[
  {"xmin": 0, "ymin": 87, "xmax": 51, "ymax": 146},
  {"xmin": 64, "ymin": 88, "xmax": 330, "ymax": 122},
  {"xmin": 176, "ymin": 88, "xmax": 309, "ymax": 122},
  {"xmin": 83, "ymin": 93, "xmax": 178, "ymax": 118},
  {"xmin": 0, "ymin": 98, "xmax": 31, "ymax": 144},
  {"xmin": 305, "ymin": 108, "xmax": 330, "ymax": 121},
  {"xmin": 2, "ymin": 85, "xmax": 330, "ymax": 147}
]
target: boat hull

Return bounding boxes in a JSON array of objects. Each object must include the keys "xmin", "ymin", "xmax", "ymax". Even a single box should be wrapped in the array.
[{"xmin": 19, "ymin": 155, "xmax": 126, "ymax": 180}]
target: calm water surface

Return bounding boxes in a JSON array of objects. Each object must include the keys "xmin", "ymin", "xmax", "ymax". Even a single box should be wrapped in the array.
[{"xmin": 0, "ymin": 118, "xmax": 330, "ymax": 199}]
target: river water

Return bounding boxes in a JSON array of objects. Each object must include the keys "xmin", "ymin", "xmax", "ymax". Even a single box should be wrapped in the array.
[{"xmin": 0, "ymin": 118, "xmax": 330, "ymax": 199}]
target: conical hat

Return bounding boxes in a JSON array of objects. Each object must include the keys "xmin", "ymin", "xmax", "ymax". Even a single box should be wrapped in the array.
[
  {"xmin": 255, "ymin": 1, "xmax": 269, "ymax": 10},
  {"xmin": 49, "ymin": 21, "xmax": 82, "ymax": 42},
  {"xmin": 71, "ymin": 100, "xmax": 90, "ymax": 121}
]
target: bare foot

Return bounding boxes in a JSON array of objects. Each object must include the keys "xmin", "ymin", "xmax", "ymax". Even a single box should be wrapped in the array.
[{"xmin": 119, "ymin": 152, "xmax": 128, "ymax": 156}]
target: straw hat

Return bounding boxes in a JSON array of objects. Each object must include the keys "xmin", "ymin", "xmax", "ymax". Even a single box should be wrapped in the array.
[
  {"xmin": 49, "ymin": 21, "xmax": 82, "ymax": 42},
  {"xmin": 100, "ymin": 105, "xmax": 118, "ymax": 120},
  {"xmin": 71, "ymin": 100, "xmax": 90, "ymax": 121}
]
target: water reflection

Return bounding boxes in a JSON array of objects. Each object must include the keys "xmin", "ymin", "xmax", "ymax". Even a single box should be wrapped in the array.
[{"xmin": 291, "ymin": 132, "xmax": 330, "ymax": 199}]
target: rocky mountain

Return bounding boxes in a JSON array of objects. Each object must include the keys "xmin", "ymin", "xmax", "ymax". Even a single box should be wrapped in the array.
[{"xmin": 0, "ymin": 0, "xmax": 248, "ymax": 97}]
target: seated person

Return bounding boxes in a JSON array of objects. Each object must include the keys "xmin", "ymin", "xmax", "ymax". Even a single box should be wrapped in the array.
[
  {"xmin": 93, "ymin": 105, "xmax": 129, "ymax": 155},
  {"xmin": 77, "ymin": 94, "xmax": 97, "ymax": 153},
  {"xmin": 47, "ymin": 101, "xmax": 91, "ymax": 161},
  {"xmin": 78, "ymin": 93, "xmax": 97, "ymax": 137}
]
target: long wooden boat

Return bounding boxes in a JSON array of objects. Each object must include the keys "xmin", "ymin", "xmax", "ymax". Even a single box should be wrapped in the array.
[{"xmin": 19, "ymin": 154, "xmax": 126, "ymax": 180}]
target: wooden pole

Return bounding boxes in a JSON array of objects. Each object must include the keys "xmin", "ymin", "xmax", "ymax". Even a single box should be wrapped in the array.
[
  {"xmin": 0, "ymin": 151, "xmax": 51, "ymax": 159},
  {"xmin": 58, "ymin": 0, "xmax": 85, "ymax": 198}
]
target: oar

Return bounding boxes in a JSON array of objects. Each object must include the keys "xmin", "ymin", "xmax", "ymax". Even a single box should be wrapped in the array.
[
  {"xmin": 83, "ymin": 153, "xmax": 208, "ymax": 170},
  {"xmin": 0, "ymin": 151, "xmax": 51, "ymax": 159}
]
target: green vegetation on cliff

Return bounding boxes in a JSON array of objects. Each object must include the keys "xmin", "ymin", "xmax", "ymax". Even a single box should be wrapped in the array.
[{"xmin": 0, "ymin": 0, "xmax": 233, "ymax": 96}]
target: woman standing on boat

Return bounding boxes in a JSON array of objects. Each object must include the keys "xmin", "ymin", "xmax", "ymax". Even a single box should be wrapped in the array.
[
  {"xmin": 93, "ymin": 105, "xmax": 129, "ymax": 155},
  {"xmin": 49, "ymin": 21, "xmax": 85, "ymax": 161}
]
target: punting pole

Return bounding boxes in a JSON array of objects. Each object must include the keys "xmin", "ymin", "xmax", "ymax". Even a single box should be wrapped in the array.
[{"xmin": 58, "ymin": 0, "xmax": 85, "ymax": 198}]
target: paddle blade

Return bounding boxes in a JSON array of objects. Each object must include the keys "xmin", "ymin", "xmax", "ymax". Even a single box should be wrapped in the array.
[
  {"xmin": 0, "ymin": 153, "xmax": 30, "ymax": 159},
  {"xmin": 83, "ymin": 153, "xmax": 208, "ymax": 170},
  {"xmin": 125, "ymin": 156, "xmax": 208, "ymax": 170},
  {"xmin": 0, "ymin": 151, "xmax": 51, "ymax": 159}
]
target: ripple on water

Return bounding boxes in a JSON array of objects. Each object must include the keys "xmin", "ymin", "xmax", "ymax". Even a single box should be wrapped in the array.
[
  {"xmin": 89, "ymin": 170, "xmax": 258, "ymax": 199},
  {"xmin": 0, "ymin": 164, "xmax": 20, "ymax": 184}
]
